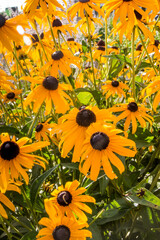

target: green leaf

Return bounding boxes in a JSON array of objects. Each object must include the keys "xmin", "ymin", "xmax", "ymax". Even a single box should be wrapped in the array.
[
  {"xmin": 126, "ymin": 185, "xmax": 160, "ymax": 210},
  {"xmin": 87, "ymin": 222, "xmax": 104, "ymax": 240},
  {"xmin": 0, "ymin": 126, "xmax": 24, "ymax": 138},
  {"xmin": 77, "ymin": 92, "xmax": 93, "ymax": 105},
  {"xmin": 61, "ymin": 162, "xmax": 79, "ymax": 170},
  {"xmin": 20, "ymin": 230, "xmax": 37, "ymax": 240},
  {"xmin": 104, "ymin": 54, "xmax": 132, "ymax": 67},
  {"xmin": 99, "ymin": 176, "xmax": 109, "ymax": 195},
  {"xmin": 30, "ymin": 165, "xmax": 58, "ymax": 205}
]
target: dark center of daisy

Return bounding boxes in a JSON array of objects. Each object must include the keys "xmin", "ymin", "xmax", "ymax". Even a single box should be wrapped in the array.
[
  {"xmin": 111, "ymin": 46, "xmax": 118, "ymax": 50},
  {"xmin": 52, "ymin": 19, "xmax": 62, "ymax": 27},
  {"xmin": 15, "ymin": 45, "xmax": 22, "ymax": 51},
  {"xmin": 90, "ymin": 132, "xmax": 110, "ymax": 151},
  {"xmin": 43, "ymin": 76, "xmax": 58, "ymax": 90},
  {"xmin": 0, "ymin": 15, "xmax": 6, "ymax": 28},
  {"xmin": 127, "ymin": 102, "xmax": 138, "ymax": 112},
  {"xmin": 123, "ymin": 0, "xmax": 132, "ymax": 2},
  {"xmin": 111, "ymin": 80, "xmax": 119, "ymax": 87},
  {"xmin": 76, "ymin": 109, "xmax": 96, "ymax": 127},
  {"xmin": 0, "ymin": 141, "xmax": 20, "ymax": 161},
  {"xmin": 97, "ymin": 46, "xmax": 105, "ymax": 51},
  {"xmin": 136, "ymin": 44, "xmax": 142, "ymax": 51},
  {"xmin": 57, "ymin": 191, "xmax": 72, "ymax": 206},
  {"xmin": 31, "ymin": 34, "xmax": 39, "ymax": 43},
  {"xmin": 52, "ymin": 225, "xmax": 70, "ymax": 240},
  {"xmin": 154, "ymin": 40, "xmax": 160, "ymax": 47},
  {"xmin": 52, "ymin": 51, "xmax": 64, "ymax": 60},
  {"xmin": 6, "ymin": 92, "xmax": 15, "ymax": 99},
  {"xmin": 79, "ymin": 0, "xmax": 90, "ymax": 3},
  {"xmin": 134, "ymin": 10, "xmax": 142, "ymax": 20},
  {"xmin": 40, "ymin": 32, "xmax": 44, "ymax": 39},
  {"xmin": 67, "ymin": 37, "xmax": 74, "ymax": 41},
  {"xmin": 36, "ymin": 124, "xmax": 43, "ymax": 132},
  {"xmin": 97, "ymin": 40, "xmax": 105, "ymax": 47}
]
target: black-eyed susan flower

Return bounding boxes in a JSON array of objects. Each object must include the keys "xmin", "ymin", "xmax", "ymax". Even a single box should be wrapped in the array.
[
  {"xmin": 44, "ymin": 49, "xmax": 80, "ymax": 77},
  {"xmin": 67, "ymin": 0, "xmax": 105, "ymax": 21},
  {"xmin": 23, "ymin": 75, "xmax": 72, "ymax": 115},
  {"xmin": 110, "ymin": 99, "xmax": 153, "ymax": 134},
  {"xmin": 93, "ymin": 39, "xmax": 106, "ymax": 63},
  {"xmin": 0, "ymin": 14, "xmax": 29, "ymax": 51},
  {"xmin": 37, "ymin": 213, "xmax": 92, "ymax": 240},
  {"xmin": 147, "ymin": 40, "xmax": 160, "ymax": 59},
  {"xmin": 44, "ymin": 180, "xmax": 95, "ymax": 221},
  {"xmin": 80, "ymin": 122, "xmax": 136, "ymax": 181},
  {"xmin": 0, "ymin": 133, "xmax": 49, "ymax": 188},
  {"xmin": 103, "ymin": 0, "xmax": 158, "ymax": 25},
  {"xmin": 0, "ymin": 176, "xmax": 21, "ymax": 219},
  {"xmin": 56, "ymin": 106, "xmax": 114, "ymax": 162},
  {"xmin": 102, "ymin": 80, "xmax": 129, "ymax": 99},
  {"xmin": 142, "ymin": 76, "xmax": 160, "ymax": 111},
  {"xmin": 2, "ymin": 88, "xmax": 22, "ymax": 103},
  {"xmin": 0, "ymin": 69, "xmax": 16, "ymax": 90},
  {"xmin": 23, "ymin": 0, "xmax": 65, "ymax": 18},
  {"xmin": 35, "ymin": 119, "xmax": 56, "ymax": 141},
  {"xmin": 61, "ymin": 37, "xmax": 82, "ymax": 54}
]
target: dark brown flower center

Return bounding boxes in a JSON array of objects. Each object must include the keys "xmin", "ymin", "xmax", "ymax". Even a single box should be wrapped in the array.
[
  {"xmin": 52, "ymin": 51, "xmax": 64, "ymax": 60},
  {"xmin": 0, "ymin": 141, "xmax": 20, "ymax": 161},
  {"xmin": 97, "ymin": 46, "xmax": 105, "ymax": 51},
  {"xmin": 134, "ymin": 10, "xmax": 142, "ymax": 20},
  {"xmin": 31, "ymin": 34, "xmax": 39, "ymax": 43},
  {"xmin": 90, "ymin": 132, "xmax": 110, "ymax": 150},
  {"xmin": 76, "ymin": 109, "xmax": 96, "ymax": 127},
  {"xmin": 97, "ymin": 40, "xmax": 105, "ymax": 47},
  {"xmin": 111, "ymin": 46, "xmax": 118, "ymax": 50},
  {"xmin": 52, "ymin": 19, "xmax": 62, "ymax": 27},
  {"xmin": 79, "ymin": 0, "xmax": 90, "ymax": 3},
  {"xmin": 15, "ymin": 45, "xmax": 22, "ymax": 51},
  {"xmin": 0, "ymin": 15, "xmax": 6, "ymax": 28},
  {"xmin": 52, "ymin": 225, "xmax": 70, "ymax": 240},
  {"xmin": 154, "ymin": 40, "xmax": 160, "ymax": 47},
  {"xmin": 43, "ymin": 76, "xmax": 58, "ymax": 90},
  {"xmin": 127, "ymin": 102, "xmax": 138, "ymax": 112},
  {"xmin": 67, "ymin": 37, "xmax": 74, "ymax": 41},
  {"xmin": 136, "ymin": 44, "xmax": 142, "ymax": 51},
  {"xmin": 57, "ymin": 191, "xmax": 72, "ymax": 206},
  {"xmin": 123, "ymin": 0, "xmax": 132, "ymax": 2},
  {"xmin": 111, "ymin": 80, "xmax": 119, "ymax": 87},
  {"xmin": 36, "ymin": 124, "xmax": 43, "ymax": 132},
  {"xmin": 6, "ymin": 92, "xmax": 15, "ymax": 99}
]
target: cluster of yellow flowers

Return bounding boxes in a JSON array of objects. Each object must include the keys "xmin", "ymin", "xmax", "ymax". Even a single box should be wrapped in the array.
[{"xmin": 0, "ymin": 0, "xmax": 160, "ymax": 239}]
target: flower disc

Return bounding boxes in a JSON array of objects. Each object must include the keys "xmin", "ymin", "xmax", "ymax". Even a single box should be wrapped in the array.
[
  {"xmin": 52, "ymin": 51, "xmax": 64, "ymax": 60},
  {"xmin": 111, "ymin": 80, "xmax": 119, "ymax": 87},
  {"xmin": 0, "ymin": 141, "xmax": 19, "ymax": 161},
  {"xmin": 36, "ymin": 124, "xmax": 43, "ymax": 132},
  {"xmin": 57, "ymin": 191, "xmax": 72, "ymax": 206},
  {"xmin": 52, "ymin": 225, "xmax": 70, "ymax": 240},
  {"xmin": 76, "ymin": 109, "xmax": 96, "ymax": 127},
  {"xmin": 127, "ymin": 102, "xmax": 138, "ymax": 112},
  {"xmin": 43, "ymin": 76, "xmax": 58, "ymax": 90},
  {"xmin": 52, "ymin": 19, "xmax": 62, "ymax": 27},
  {"xmin": 90, "ymin": 132, "xmax": 110, "ymax": 150},
  {"xmin": 0, "ymin": 15, "xmax": 6, "ymax": 27},
  {"xmin": 79, "ymin": 0, "xmax": 90, "ymax": 2},
  {"xmin": 6, "ymin": 92, "xmax": 15, "ymax": 99}
]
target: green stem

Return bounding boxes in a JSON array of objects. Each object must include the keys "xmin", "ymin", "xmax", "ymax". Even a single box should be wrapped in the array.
[
  {"xmin": 137, "ymin": 27, "xmax": 157, "ymax": 76},
  {"xmin": 0, "ymin": 100, "xmax": 13, "ymax": 124},
  {"xmin": 2, "ymin": 52, "xmax": 13, "ymax": 76},
  {"xmin": 60, "ymin": 33, "xmax": 74, "ymax": 54},
  {"xmin": 4, "ymin": 218, "xmax": 22, "ymax": 236},
  {"xmin": 0, "ymin": 215, "xmax": 12, "ymax": 240},
  {"xmin": 12, "ymin": 51, "xmax": 27, "ymax": 76},
  {"xmin": 47, "ymin": 15, "xmax": 59, "ymax": 51},
  {"xmin": 105, "ymin": 17, "xmax": 109, "ymax": 77},
  {"xmin": 10, "ymin": 214, "xmax": 32, "ymax": 231},
  {"xmin": 149, "ymin": 168, "xmax": 160, "ymax": 192},
  {"xmin": 131, "ymin": 26, "xmax": 136, "ymax": 99},
  {"xmin": 21, "ymin": 186, "xmax": 39, "ymax": 229},
  {"xmin": 85, "ymin": 13, "xmax": 96, "ymax": 89},
  {"xmin": 89, "ymin": 209, "xmax": 105, "ymax": 226},
  {"xmin": 27, "ymin": 105, "xmax": 42, "ymax": 137}
]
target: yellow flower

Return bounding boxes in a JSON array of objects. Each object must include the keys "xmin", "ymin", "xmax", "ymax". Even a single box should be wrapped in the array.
[
  {"xmin": 56, "ymin": 106, "xmax": 114, "ymax": 162},
  {"xmin": 67, "ymin": 0, "xmax": 105, "ymax": 21},
  {"xmin": 102, "ymin": 80, "xmax": 129, "ymax": 99},
  {"xmin": 23, "ymin": 75, "xmax": 73, "ymax": 115},
  {"xmin": 37, "ymin": 213, "xmax": 92, "ymax": 240},
  {"xmin": 0, "ymin": 133, "xmax": 49, "ymax": 188},
  {"xmin": 44, "ymin": 49, "xmax": 80, "ymax": 77},
  {"xmin": 80, "ymin": 122, "xmax": 136, "ymax": 181},
  {"xmin": 0, "ymin": 69, "xmax": 16, "ymax": 90},
  {"xmin": 45, "ymin": 180, "xmax": 95, "ymax": 221},
  {"xmin": 0, "ymin": 14, "xmax": 29, "ymax": 51},
  {"xmin": 35, "ymin": 119, "xmax": 56, "ymax": 141},
  {"xmin": 110, "ymin": 100, "xmax": 153, "ymax": 133},
  {"xmin": 2, "ymin": 88, "xmax": 22, "ymax": 103},
  {"xmin": 0, "ymin": 176, "xmax": 21, "ymax": 219}
]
